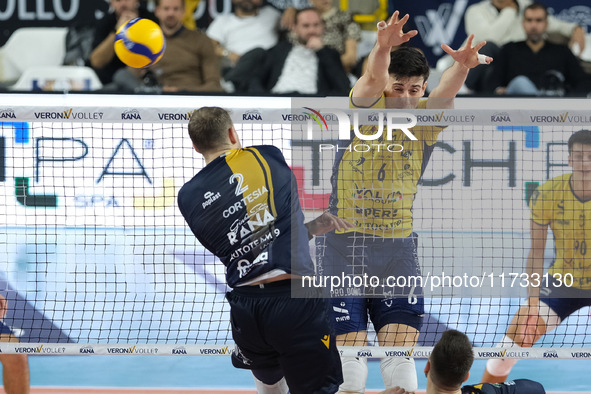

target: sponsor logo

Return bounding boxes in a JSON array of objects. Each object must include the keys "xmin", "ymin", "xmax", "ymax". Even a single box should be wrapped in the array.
[
  {"xmin": 172, "ymin": 347, "xmax": 187, "ymax": 355},
  {"xmin": 543, "ymin": 350, "xmax": 558, "ymax": 358},
  {"xmin": 415, "ymin": 1, "xmax": 468, "ymax": 56},
  {"xmin": 199, "ymin": 346, "xmax": 230, "ymax": 355},
  {"xmin": 242, "ymin": 110, "xmax": 262, "ymax": 121},
  {"xmin": 0, "ymin": 108, "xmax": 16, "ymax": 119},
  {"xmin": 106, "ymin": 346, "xmax": 158, "ymax": 354},
  {"xmin": 571, "ymin": 352, "xmax": 591, "ymax": 358},
  {"xmin": 529, "ymin": 112, "xmax": 591, "ymax": 123},
  {"xmin": 80, "ymin": 346, "xmax": 95, "ymax": 354},
  {"xmin": 121, "ymin": 109, "xmax": 141, "ymax": 120},
  {"xmin": 477, "ymin": 350, "xmax": 507, "ymax": 358},
  {"xmin": 321, "ymin": 335, "xmax": 330, "ymax": 349},
  {"xmin": 237, "ymin": 251, "xmax": 269, "ymax": 278},
  {"xmin": 15, "ymin": 345, "xmax": 66, "ymax": 354},
  {"xmin": 202, "ymin": 191, "xmax": 221, "ymax": 209},
  {"xmin": 357, "ymin": 349, "xmax": 373, "ymax": 357},
  {"xmin": 415, "ymin": 112, "xmax": 475, "ymax": 124},
  {"xmin": 491, "ymin": 112, "xmax": 511, "ymax": 122},
  {"xmin": 157, "ymin": 112, "xmax": 192, "ymax": 121},
  {"xmin": 34, "ymin": 108, "xmax": 104, "ymax": 120}
]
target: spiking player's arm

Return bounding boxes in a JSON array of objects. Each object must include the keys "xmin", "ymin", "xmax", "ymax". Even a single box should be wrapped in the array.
[
  {"xmin": 351, "ymin": 11, "xmax": 418, "ymax": 107},
  {"xmin": 428, "ymin": 34, "xmax": 492, "ymax": 109}
]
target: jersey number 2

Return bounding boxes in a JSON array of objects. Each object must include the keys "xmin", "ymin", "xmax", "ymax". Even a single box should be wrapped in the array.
[{"xmin": 230, "ymin": 173, "xmax": 249, "ymax": 196}]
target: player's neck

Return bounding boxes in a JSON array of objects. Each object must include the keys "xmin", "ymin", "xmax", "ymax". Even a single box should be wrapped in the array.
[
  {"xmin": 427, "ymin": 379, "xmax": 462, "ymax": 394},
  {"xmin": 570, "ymin": 174, "xmax": 591, "ymax": 201}
]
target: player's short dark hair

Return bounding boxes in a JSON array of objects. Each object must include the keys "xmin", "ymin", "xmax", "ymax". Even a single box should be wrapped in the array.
[
  {"xmin": 568, "ymin": 129, "xmax": 591, "ymax": 153},
  {"xmin": 388, "ymin": 47, "xmax": 430, "ymax": 83},
  {"xmin": 524, "ymin": 2, "xmax": 548, "ymax": 18},
  {"xmin": 429, "ymin": 330, "xmax": 474, "ymax": 390},
  {"xmin": 188, "ymin": 106, "xmax": 234, "ymax": 153},
  {"xmin": 155, "ymin": 0, "xmax": 185, "ymax": 7}
]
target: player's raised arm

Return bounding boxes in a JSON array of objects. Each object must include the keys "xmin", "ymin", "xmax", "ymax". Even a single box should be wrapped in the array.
[
  {"xmin": 428, "ymin": 34, "xmax": 492, "ymax": 109},
  {"xmin": 352, "ymin": 11, "xmax": 418, "ymax": 107}
]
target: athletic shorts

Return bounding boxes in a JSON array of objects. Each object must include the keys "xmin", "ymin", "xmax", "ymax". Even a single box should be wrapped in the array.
[
  {"xmin": 317, "ymin": 232, "xmax": 424, "ymax": 334},
  {"xmin": 540, "ymin": 277, "xmax": 591, "ymax": 321},
  {"xmin": 226, "ymin": 280, "xmax": 343, "ymax": 394}
]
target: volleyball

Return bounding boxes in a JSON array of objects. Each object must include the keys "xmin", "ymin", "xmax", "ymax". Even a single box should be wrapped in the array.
[{"xmin": 114, "ymin": 18, "xmax": 166, "ymax": 68}]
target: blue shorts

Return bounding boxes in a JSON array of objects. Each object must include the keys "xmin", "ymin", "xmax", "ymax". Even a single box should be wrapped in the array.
[
  {"xmin": 226, "ymin": 281, "xmax": 342, "ymax": 394},
  {"xmin": 316, "ymin": 232, "xmax": 424, "ymax": 334},
  {"xmin": 540, "ymin": 277, "xmax": 591, "ymax": 321}
]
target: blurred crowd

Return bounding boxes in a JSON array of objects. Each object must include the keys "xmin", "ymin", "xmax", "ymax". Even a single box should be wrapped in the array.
[{"xmin": 6, "ymin": 0, "xmax": 591, "ymax": 96}]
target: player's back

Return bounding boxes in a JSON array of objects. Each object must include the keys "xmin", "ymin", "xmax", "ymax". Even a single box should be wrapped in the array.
[
  {"xmin": 178, "ymin": 145, "xmax": 313, "ymax": 287},
  {"xmin": 462, "ymin": 379, "xmax": 545, "ymax": 394}
]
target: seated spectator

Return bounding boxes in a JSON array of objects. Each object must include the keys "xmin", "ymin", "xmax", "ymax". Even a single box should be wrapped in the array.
[
  {"xmin": 487, "ymin": 2, "xmax": 591, "ymax": 96},
  {"xmin": 0, "ymin": 294, "xmax": 30, "ymax": 394},
  {"xmin": 89, "ymin": 0, "xmax": 158, "ymax": 86},
  {"xmin": 309, "ymin": 0, "xmax": 362, "ymax": 73},
  {"xmin": 114, "ymin": 0, "xmax": 222, "ymax": 93},
  {"xmin": 206, "ymin": 0, "xmax": 281, "ymax": 92},
  {"xmin": 464, "ymin": 0, "xmax": 586, "ymax": 93},
  {"xmin": 248, "ymin": 8, "xmax": 350, "ymax": 96}
]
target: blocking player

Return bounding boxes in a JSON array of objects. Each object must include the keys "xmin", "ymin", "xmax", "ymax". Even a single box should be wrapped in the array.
[
  {"xmin": 316, "ymin": 10, "xmax": 492, "ymax": 393},
  {"xmin": 382, "ymin": 330, "xmax": 545, "ymax": 394},
  {"xmin": 178, "ymin": 106, "xmax": 353, "ymax": 394},
  {"xmin": 482, "ymin": 129, "xmax": 591, "ymax": 383}
]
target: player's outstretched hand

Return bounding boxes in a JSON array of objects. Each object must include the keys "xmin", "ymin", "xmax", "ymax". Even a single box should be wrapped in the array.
[
  {"xmin": 441, "ymin": 34, "xmax": 492, "ymax": 69},
  {"xmin": 376, "ymin": 11, "xmax": 418, "ymax": 49},
  {"xmin": 514, "ymin": 305, "xmax": 545, "ymax": 347},
  {"xmin": 306, "ymin": 212, "xmax": 354, "ymax": 237}
]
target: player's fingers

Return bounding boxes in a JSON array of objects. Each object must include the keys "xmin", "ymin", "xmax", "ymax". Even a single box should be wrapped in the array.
[
  {"xmin": 466, "ymin": 34, "xmax": 475, "ymax": 48},
  {"xmin": 473, "ymin": 40, "xmax": 487, "ymax": 52},
  {"xmin": 388, "ymin": 11, "xmax": 399, "ymax": 25},
  {"xmin": 440, "ymin": 43, "xmax": 454, "ymax": 55},
  {"xmin": 398, "ymin": 13, "xmax": 410, "ymax": 25},
  {"xmin": 405, "ymin": 30, "xmax": 419, "ymax": 38}
]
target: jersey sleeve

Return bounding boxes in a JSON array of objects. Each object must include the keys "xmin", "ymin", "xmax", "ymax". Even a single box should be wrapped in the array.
[{"xmin": 529, "ymin": 180, "xmax": 553, "ymax": 226}]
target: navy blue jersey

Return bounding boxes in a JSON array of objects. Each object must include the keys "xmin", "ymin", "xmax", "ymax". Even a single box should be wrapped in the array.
[
  {"xmin": 0, "ymin": 321, "xmax": 12, "ymax": 335},
  {"xmin": 462, "ymin": 379, "xmax": 545, "ymax": 394},
  {"xmin": 178, "ymin": 145, "xmax": 314, "ymax": 287}
]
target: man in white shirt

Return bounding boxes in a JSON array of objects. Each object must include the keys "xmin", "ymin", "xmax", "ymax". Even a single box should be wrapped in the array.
[
  {"xmin": 206, "ymin": 0, "xmax": 281, "ymax": 91},
  {"xmin": 249, "ymin": 8, "xmax": 350, "ymax": 96}
]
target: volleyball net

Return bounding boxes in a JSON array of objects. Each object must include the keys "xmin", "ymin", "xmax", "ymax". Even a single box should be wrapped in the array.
[{"xmin": 0, "ymin": 95, "xmax": 590, "ymax": 358}]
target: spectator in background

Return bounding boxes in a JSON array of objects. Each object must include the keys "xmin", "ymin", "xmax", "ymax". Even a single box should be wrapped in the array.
[
  {"xmin": 487, "ymin": 2, "xmax": 590, "ymax": 96},
  {"xmin": 206, "ymin": 0, "xmax": 281, "ymax": 92},
  {"xmin": 89, "ymin": 0, "xmax": 158, "ymax": 86},
  {"xmin": 0, "ymin": 294, "xmax": 30, "ymax": 394},
  {"xmin": 114, "ymin": 0, "xmax": 222, "ymax": 93},
  {"xmin": 249, "ymin": 8, "xmax": 350, "ymax": 96},
  {"xmin": 309, "ymin": 0, "xmax": 362, "ymax": 73},
  {"xmin": 464, "ymin": 0, "xmax": 586, "ymax": 93}
]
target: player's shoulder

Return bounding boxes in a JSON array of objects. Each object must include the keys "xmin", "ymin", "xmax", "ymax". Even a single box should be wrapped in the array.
[
  {"xmin": 462, "ymin": 379, "xmax": 545, "ymax": 394},
  {"xmin": 539, "ymin": 173, "xmax": 571, "ymax": 192}
]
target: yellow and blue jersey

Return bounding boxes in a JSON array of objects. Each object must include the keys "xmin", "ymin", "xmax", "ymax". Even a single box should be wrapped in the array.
[
  {"xmin": 178, "ymin": 145, "xmax": 313, "ymax": 288},
  {"xmin": 462, "ymin": 379, "xmax": 545, "ymax": 394},
  {"xmin": 329, "ymin": 96, "xmax": 443, "ymax": 237},
  {"xmin": 530, "ymin": 173, "xmax": 591, "ymax": 289}
]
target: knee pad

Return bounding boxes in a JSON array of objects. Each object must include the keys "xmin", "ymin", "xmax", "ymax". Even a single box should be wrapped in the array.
[
  {"xmin": 380, "ymin": 357, "xmax": 417, "ymax": 391},
  {"xmin": 339, "ymin": 356, "xmax": 368, "ymax": 393},
  {"xmin": 252, "ymin": 375, "xmax": 288, "ymax": 394}
]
